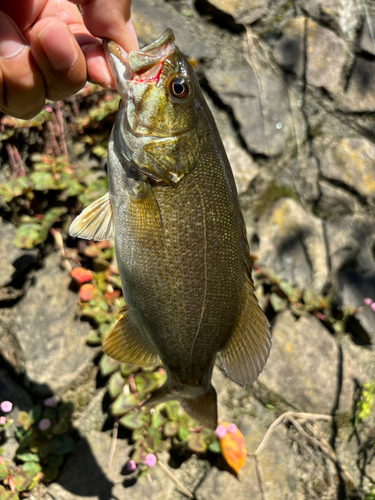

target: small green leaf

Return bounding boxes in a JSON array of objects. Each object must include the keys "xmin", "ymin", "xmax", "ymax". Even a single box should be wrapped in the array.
[
  {"xmin": 120, "ymin": 363, "xmax": 138, "ymax": 377},
  {"xmin": 270, "ymin": 293, "xmax": 288, "ymax": 312},
  {"xmin": 15, "ymin": 452, "xmax": 40, "ymax": 462},
  {"xmin": 99, "ymin": 354, "xmax": 120, "ymax": 377},
  {"xmin": 0, "ymin": 464, "xmax": 8, "ymax": 480},
  {"xmin": 21, "ymin": 461, "xmax": 42, "ymax": 477},
  {"xmin": 151, "ymin": 410, "xmax": 167, "ymax": 429},
  {"xmin": 86, "ymin": 329, "xmax": 101, "ymax": 346},
  {"xmin": 108, "ymin": 371, "xmax": 126, "ymax": 399},
  {"xmin": 51, "ymin": 435, "xmax": 74, "ymax": 455},
  {"xmin": 165, "ymin": 401, "xmax": 180, "ymax": 421},
  {"xmin": 177, "ymin": 425, "xmax": 190, "ymax": 442},
  {"xmin": 43, "ymin": 465, "xmax": 59, "ymax": 482},
  {"xmin": 13, "ymin": 471, "xmax": 32, "ymax": 492},
  {"xmin": 134, "ymin": 372, "xmax": 161, "ymax": 398},
  {"xmin": 111, "ymin": 392, "xmax": 139, "ymax": 416},
  {"xmin": 187, "ymin": 432, "xmax": 207, "ymax": 453},
  {"xmin": 208, "ymin": 439, "xmax": 221, "ymax": 454},
  {"xmin": 17, "ymin": 411, "xmax": 30, "ymax": 429},
  {"xmin": 119, "ymin": 411, "xmax": 145, "ymax": 430},
  {"xmin": 0, "ymin": 490, "xmax": 19, "ymax": 500},
  {"xmin": 29, "ymin": 405, "xmax": 42, "ymax": 425},
  {"xmin": 163, "ymin": 420, "xmax": 178, "ymax": 437},
  {"xmin": 47, "ymin": 454, "xmax": 64, "ymax": 468}
]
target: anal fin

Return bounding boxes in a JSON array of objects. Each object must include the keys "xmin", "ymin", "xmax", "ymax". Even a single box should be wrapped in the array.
[
  {"xmin": 220, "ymin": 275, "xmax": 271, "ymax": 386},
  {"xmin": 103, "ymin": 306, "xmax": 160, "ymax": 368},
  {"xmin": 69, "ymin": 192, "xmax": 114, "ymax": 241}
]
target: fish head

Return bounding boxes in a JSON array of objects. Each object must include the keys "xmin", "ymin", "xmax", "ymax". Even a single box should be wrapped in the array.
[{"xmin": 104, "ymin": 29, "xmax": 205, "ymax": 185}]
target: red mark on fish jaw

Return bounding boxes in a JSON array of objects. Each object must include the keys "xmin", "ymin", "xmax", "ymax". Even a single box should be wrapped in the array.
[{"xmin": 132, "ymin": 62, "xmax": 164, "ymax": 84}]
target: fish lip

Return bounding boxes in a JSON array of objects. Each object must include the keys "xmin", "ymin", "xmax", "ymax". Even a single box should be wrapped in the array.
[{"xmin": 103, "ymin": 28, "xmax": 176, "ymax": 88}]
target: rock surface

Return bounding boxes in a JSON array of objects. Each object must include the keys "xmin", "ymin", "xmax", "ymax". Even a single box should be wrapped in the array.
[
  {"xmin": 344, "ymin": 58, "xmax": 375, "ymax": 111},
  {"xmin": 12, "ymin": 253, "xmax": 94, "ymax": 396}
]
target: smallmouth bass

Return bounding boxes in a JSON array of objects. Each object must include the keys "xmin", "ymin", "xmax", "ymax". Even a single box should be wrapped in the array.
[{"xmin": 70, "ymin": 29, "xmax": 271, "ymax": 430}]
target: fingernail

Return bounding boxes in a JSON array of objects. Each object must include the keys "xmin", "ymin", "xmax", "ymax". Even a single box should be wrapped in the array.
[
  {"xmin": 0, "ymin": 12, "xmax": 26, "ymax": 59},
  {"xmin": 38, "ymin": 22, "xmax": 78, "ymax": 70}
]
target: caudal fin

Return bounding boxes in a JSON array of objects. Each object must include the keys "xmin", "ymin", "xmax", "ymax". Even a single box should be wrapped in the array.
[
  {"xmin": 143, "ymin": 383, "xmax": 218, "ymax": 430},
  {"xmin": 181, "ymin": 385, "xmax": 218, "ymax": 430}
]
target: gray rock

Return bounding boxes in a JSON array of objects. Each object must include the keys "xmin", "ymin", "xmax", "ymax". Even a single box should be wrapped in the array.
[
  {"xmin": 12, "ymin": 252, "xmax": 94, "ymax": 396},
  {"xmin": 205, "ymin": 68, "xmax": 291, "ymax": 156},
  {"xmin": 256, "ymin": 197, "xmax": 329, "ymax": 292},
  {"xmin": 0, "ymin": 219, "xmax": 38, "ymax": 288},
  {"xmin": 298, "ymin": 0, "xmax": 359, "ymax": 42},
  {"xmin": 319, "ymin": 137, "xmax": 375, "ymax": 199},
  {"xmin": 74, "ymin": 388, "xmax": 107, "ymax": 436},
  {"xmin": 132, "ymin": 0, "xmax": 214, "ymax": 61},
  {"xmin": 256, "ymin": 311, "xmax": 341, "ymax": 414},
  {"xmin": 360, "ymin": 15, "xmax": 375, "ymax": 56},
  {"xmin": 306, "ymin": 19, "xmax": 347, "ymax": 95},
  {"xmin": 316, "ymin": 180, "xmax": 358, "ymax": 218},
  {"xmin": 222, "ymin": 137, "xmax": 259, "ymax": 194},
  {"xmin": 202, "ymin": 0, "xmax": 267, "ymax": 25},
  {"xmin": 196, "ymin": 414, "xmax": 303, "ymax": 500},
  {"xmin": 274, "ymin": 17, "xmax": 306, "ymax": 78},
  {"xmin": 338, "ymin": 268, "xmax": 375, "ymax": 345},
  {"xmin": 47, "ymin": 430, "xmax": 208, "ymax": 500},
  {"xmin": 344, "ymin": 58, "xmax": 375, "ymax": 111}
]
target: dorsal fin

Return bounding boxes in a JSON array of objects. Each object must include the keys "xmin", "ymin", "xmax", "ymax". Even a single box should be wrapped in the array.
[
  {"xmin": 69, "ymin": 192, "xmax": 114, "ymax": 241},
  {"xmin": 103, "ymin": 306, "xmax": 160, "ymax": 368},
  {"xmin": 220, "ymin": 212, "xmax": 271, "ymax": 385}
]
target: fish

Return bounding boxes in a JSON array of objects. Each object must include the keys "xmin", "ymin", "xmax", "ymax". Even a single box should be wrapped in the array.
[{"xmin": 69, "ymin": 29, "xmax": 271, "ymax": 430}]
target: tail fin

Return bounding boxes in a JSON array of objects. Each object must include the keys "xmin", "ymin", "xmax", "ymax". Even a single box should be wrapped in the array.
[
  {"xmin": 143, "ymin": 383, "xmax": 218, "ymax": 430},
  {"xmin": 180, "ymin": 385, "xmax": 218, "ymax": 430}
]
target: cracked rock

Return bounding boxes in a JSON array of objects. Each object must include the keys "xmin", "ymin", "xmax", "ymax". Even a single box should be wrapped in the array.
[
  {"xmin": 201, "ymin": 0, "xmax": 267, "ymax": 26},
  {"xmin": 319, "ymin": 137, "xmax": 375, "ymax": 199},
  {"xmin": 344, "ymin": 58, "xmax": 375, "ymax": 112},
  {"xmin": 205, "ymin": 68, "xmax": 291, "ymax": 156},
  {"xmin": 222, "ymin": 137, "xmax": 259, "ymax": 194},
  {"xmin": 306, "ymin": 19, "xmax": 347, "ymax": 95},
  {"xmin": 274, "ymin": 17, "xmax": 306, "ymax": 78},
  {"xmin": 360, "ymin": 15, "xmax": 375, "ymax": 56},
  {"xmin": 12, "ymin": 252, "xmax": 94, "ymax": 396},
  {"xmin": 257, "ymin": 197, "xmax": 329, "ymax": 292}
]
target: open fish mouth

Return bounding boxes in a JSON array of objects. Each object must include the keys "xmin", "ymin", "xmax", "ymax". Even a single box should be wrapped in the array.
[{"xmin": 103, "ymin": 29, "xmax": 176, "ymax": 88}]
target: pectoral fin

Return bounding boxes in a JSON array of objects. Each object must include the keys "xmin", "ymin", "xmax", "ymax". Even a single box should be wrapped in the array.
[
  {"xmin": 220, "ymin": 274, "xmax": 271, "ymax": 386},
  {"xmin": 103, "ymin": 306, "xmax": 160, "ymax": 368},
  {"xmin": 69, "ymin": 192, "xmax": 114, "ymax": 241}
]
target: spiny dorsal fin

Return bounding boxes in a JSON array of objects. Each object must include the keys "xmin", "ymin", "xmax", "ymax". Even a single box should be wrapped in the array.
[
  {"xmin": 69, "ymin": 192, "xmax": 114, "ymax": 241},
  {"xmin": 103, "ymin": 306, "xmax": 160, "ymax": 368},
  {"xmin": 220, "ymin": 275, "xmax": 271, "ymax": 386}
]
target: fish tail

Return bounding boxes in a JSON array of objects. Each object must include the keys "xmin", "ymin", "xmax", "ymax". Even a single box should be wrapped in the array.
[
  {"xmin": 180, "ymin": 385, "xmax": 218, "ymax": 431},
  {"xmin": 143, "ymin": 382, "xmax": 218, "ymax": 430}
]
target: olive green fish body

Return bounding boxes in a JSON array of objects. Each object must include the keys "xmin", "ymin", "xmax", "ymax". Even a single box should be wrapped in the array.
[{"xmin": 70, "ymin": 29, "xmax": 271, "ymax": 429}]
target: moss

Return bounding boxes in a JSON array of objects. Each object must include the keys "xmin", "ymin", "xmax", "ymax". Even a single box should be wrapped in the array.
[{"xmin": 254, "ymin": 181, "xmax": 298, "ymax": 218}]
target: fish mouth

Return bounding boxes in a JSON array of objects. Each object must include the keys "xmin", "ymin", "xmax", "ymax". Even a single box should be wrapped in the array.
[{"xmin": 103, "ymin": 29, "xmax": 176, "ymax": 89}]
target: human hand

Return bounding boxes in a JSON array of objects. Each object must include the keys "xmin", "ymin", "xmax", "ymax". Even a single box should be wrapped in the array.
[{"xmin": 0, "ymin": 0, "xmax": 138, "ymax": 119}]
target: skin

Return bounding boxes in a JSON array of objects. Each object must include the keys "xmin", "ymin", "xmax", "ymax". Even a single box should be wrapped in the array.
[{"xmin": 0, "ymin": 0, "xmax": 139, "ymax": 119}]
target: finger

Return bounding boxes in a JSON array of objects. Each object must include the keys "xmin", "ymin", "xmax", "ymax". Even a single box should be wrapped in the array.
[
  {"xmin": 0, "ymin": 12, "xmax": 45, "ymax": 119},
  {"xmin": 29, "ymin": 17, "xmax": 87, "ymax": 101},
  {"xmin": 69, "ymin": 0, "xmax": 139, "ymax": 51}
]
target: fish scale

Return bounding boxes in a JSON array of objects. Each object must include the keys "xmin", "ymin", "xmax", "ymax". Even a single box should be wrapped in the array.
[{"xmin": 69, "ymin": 28, "xmax": 271, "ymax": 429}]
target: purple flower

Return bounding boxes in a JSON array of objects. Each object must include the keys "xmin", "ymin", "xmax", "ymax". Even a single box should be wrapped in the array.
[
  {"xmin": 364, "ymin": 298, "xmax": 373, "ymax": 306},
  {"xmin": 126, "ymin": 460, "xmax": 137, "ymax": 471},
  {"xmin": 371, "ymin": 303, "xmax": 375, "ymax": 312},
  {"xmin": 144, "ymin": 453, "xmax": 157, "ymax": 467},
  {"xmin": 0, "ymin": 416, "xmax": 6, "ymax": 425},
  {"xmin": 215, "ymin": 424, "xmax": 227, "ymax": 439},
  {"xmin": 38, "ymin": 418, "xmax": 51, "ymax": 431},
  {"xmin": 43, "ymin": 396, "xmax": 59, "ymax": 407},
  {"xmin": 0, "ymin": 401, "xmax": 12, "ymax": 413},
  {"xmin": 227, "ymin": 423, "xmax": 237, "ymax": 434}
]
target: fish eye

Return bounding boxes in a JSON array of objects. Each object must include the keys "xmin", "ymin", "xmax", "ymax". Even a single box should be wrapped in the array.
[{"xmin": 168, "ymin": 76, "xmax": 190, "ymax": 101}]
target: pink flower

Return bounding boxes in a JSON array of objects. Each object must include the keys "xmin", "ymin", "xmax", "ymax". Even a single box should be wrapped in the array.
[
  {"xmin": 43, "ymin": 396, "xmax": 59, "ymax": 407},
  {"xmin": 0, "ymin": 401, "xmax": 12, "ymax": 413},
  {"xmin": 227, "ymin": 423, "xmax": 237, "ymax": 434},
  {"xmin": 215, "ymin": 424, "xmax": 227, "ymax": 439},
  {"xmin": 371, "ymin": 303, "xmax": 375, "ymax": 312},
  {"xmin": 38, "ymin": 418, "xmax": 51, "ymax": 431},
  {"xmin": 126, "ymin": 460, "xmax": 136, "ymax": 471},
  {"xmin": 0, "ymin": 416, "xmax": 6, "ymax": 425},
  {"xmin": 144, "ymin": 453, "xmax": 157, "ymax": 467},
  {"xmin": 364, "ymin": 298, "xmax": 373, "ymax": 306}
]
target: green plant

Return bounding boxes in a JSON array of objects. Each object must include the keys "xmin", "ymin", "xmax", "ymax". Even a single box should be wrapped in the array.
[{"xmin": 356, "ymin": 381, "xmax": 375, "ymax": 422}]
